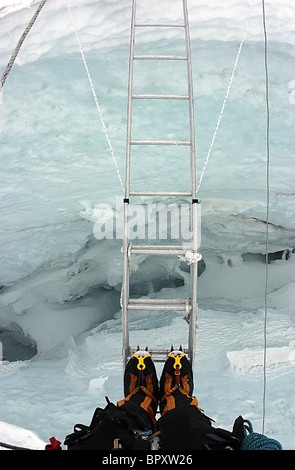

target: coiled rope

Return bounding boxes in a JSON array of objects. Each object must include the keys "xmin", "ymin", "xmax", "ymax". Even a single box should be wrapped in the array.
[
  {"xmin": 241, "ymin": 420, "xmax": 282, "ymax": 450},
  {"xmin": 0, "ymin": 0, "xmax": 48, "ymax": 91}
]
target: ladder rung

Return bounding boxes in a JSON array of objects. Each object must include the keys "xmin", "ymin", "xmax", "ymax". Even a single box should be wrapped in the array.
[
  {"xmin": 135, "ymin": 23, "xmax": 185, "ymax": 28},
  {"xmin": 131, "ymin": 244, "xmax": 187, "ymax": 255},
  {"xmin": 131, "ymin": 139, "xmax": 191, "ymax": 146},
  {"xmin": 130, "ymin": 298, "xmax": 188, "ymax": 304},
  {"xmin": 129, "ymin": 190, "xmax": 192, "ymax": 197},
  {"xmin": 132, "ymin": 93, "xmax": 189, "ymax": 100},
  {"xmin": 133, "ymin": 54, "xmax": 187, "ymax": 61},
  {"xmin": 128, "ymin": 304, "xmax": 187, "ymax": 311},
  {"xmin": 152, "ymin": 356, "xmax": 171, "ymax": 363},
  {"xmin": 128, "ymin": 298, "xmax": 190, "ymax": 311}
]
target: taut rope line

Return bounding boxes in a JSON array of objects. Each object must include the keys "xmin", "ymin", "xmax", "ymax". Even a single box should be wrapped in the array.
[
  {"xmin": 0, "ymin": 0, "xmax": 48, "ymax": 91},
  {"xmin": 196, "ymin": 0, "xmax": 253, "ymax": 194},
  {"xmin": 261, "ymin": 0, "xmax": 270, "ymax": 435},
  {"xmin": 66, "ymin": 0, "xmax": 125, "ymax": 194}
]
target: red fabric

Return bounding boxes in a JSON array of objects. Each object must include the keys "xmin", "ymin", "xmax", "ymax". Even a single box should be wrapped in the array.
[{"xmin": 45, "ymin": 436, "xmax": 62, "ymax": 450}]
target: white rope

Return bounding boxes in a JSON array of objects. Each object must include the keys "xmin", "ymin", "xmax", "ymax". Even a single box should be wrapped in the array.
[
  {"xmin": 196, "ymin": 0, "xmax": 253, "ymax": 194},
  {"xmin": 179, "ymin": 251, "xmax": 202, "ymax": 265},
  {"xmin": 261, "ymin": 0, "xmax": 270, "ymax": 435},
  {"xmin": 66, "ymin": 0, "xmax": 125, "ymax": 193}
]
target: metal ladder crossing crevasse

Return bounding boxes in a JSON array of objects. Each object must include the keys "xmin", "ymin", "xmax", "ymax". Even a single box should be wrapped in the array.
[{"xmin": 122, "ymin": 0, "xmax": 201, "ymax": 366}]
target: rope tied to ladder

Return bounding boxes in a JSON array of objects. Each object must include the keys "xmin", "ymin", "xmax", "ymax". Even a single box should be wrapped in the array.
[{"xmin": 179, "ymin": 250, "xmax": 202, "ymax": 265}]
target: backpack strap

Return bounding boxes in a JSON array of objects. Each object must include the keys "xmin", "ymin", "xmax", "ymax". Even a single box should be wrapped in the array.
[{"xmin": 203, "ymin": 427, "xmax": 241, "ymax": 450}]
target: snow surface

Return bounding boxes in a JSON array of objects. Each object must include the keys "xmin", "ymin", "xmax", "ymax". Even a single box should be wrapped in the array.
[{"xmin": 0, "ymin": 0, "xmax": 294, "ymax": 451}]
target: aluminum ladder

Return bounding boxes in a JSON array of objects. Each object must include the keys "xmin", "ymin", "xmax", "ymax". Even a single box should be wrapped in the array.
[{"xmin": 122, "ymin": 0, "xmax": 201, "ymax": 366}]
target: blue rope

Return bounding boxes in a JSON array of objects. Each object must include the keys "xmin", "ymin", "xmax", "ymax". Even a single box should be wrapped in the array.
[{"xmin": 241, "ymin": 420, "xmax": 282, "ymax": 450}]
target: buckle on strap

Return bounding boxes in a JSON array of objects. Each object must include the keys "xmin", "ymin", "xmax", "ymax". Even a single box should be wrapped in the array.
[
  {"xmin": 168, "ymin": 351, "xmax": 186, "ymax": 386},
  {"xmin": 168, "ymin": 351, "xmax": 186, "ymax": 370}
]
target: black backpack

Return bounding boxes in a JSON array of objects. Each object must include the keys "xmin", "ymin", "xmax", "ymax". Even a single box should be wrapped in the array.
[
  {"xmin": 157, "ymin": 406, "xmax": 243, "ymax": 450},
  {"xmin": 64, "ymin": 398, "xmax": 150, "ymax": 450}
]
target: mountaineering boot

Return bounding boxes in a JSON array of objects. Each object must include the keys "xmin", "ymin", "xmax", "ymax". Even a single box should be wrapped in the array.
[
  {"xmin": 123, "ymin": 349, "xmax": 159, "ymax": 399},
  {"xmin": 159, "ymin": 349, "xmax": 199, "ymax": 415},
  {"xmin": 117, "ymin": 350, "xmax": 159, "ymax": 428}
]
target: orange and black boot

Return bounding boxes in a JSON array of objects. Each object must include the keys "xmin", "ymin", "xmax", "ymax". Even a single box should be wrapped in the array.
[
  {"xmin": 159, "ymin": 348, "xmax": 200, "ymax": 415},
  {"xmin": 117, "ymin": 349, "xmax": 159, "ymax": 429}
]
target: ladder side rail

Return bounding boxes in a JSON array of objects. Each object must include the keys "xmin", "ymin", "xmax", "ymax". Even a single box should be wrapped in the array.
[
  {"xmin": 122, "ymin": 201, "xmax": 131, "ymax": 366},
  {"xmin": 122, "ymin": 0, "xmax": 137, "ymax": 366},
  {"xmin": 125, "ymin": 0, "xmax": 137, "ymax": 199},
  {"xmin": 183, "ymin": 0, "xmax": 196, "ymax": 197},
  {"xmin": 183, "ymin": 0, "xmax": 198, "ymax": 364},
  {"xmin": 189, "ymin": 202, "xmax": 199, "ymax": 364},
  {"xmin": 189, "ymin": 269, "xmax": 198, "ymax": 362}
]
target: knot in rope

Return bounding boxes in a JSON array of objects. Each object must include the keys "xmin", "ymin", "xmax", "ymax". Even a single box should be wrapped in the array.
[{"xmin": 179, "ymin": 251, "xmax": 202, "ymax": 265}]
